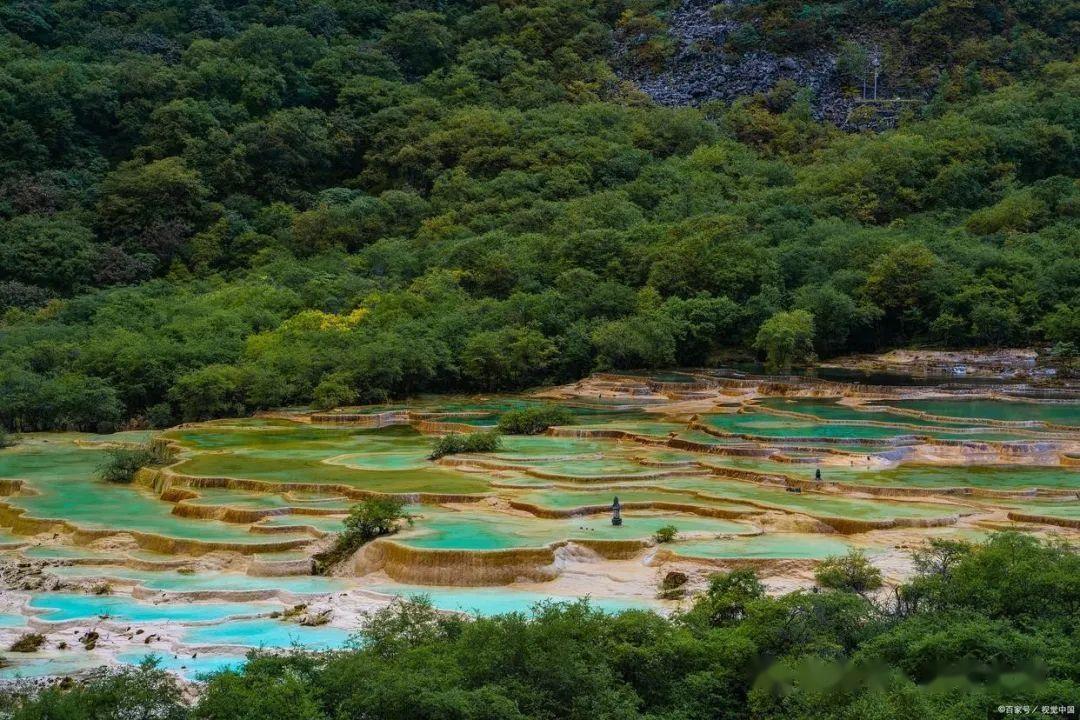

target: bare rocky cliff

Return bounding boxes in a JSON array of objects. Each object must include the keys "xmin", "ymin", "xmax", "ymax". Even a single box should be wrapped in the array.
[{"xmin": 615, "ymin": 0, "xmax": 886, "ymax": 127}]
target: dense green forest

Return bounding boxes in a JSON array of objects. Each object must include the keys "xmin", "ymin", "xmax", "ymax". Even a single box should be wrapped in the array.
[
  {"xmin": 0, "ymin": 0, "xmax": 1078, "ymax": 431},
  {"xmin": 4, "ymin": 533, "xmax": 1078, "ymax": 718}
]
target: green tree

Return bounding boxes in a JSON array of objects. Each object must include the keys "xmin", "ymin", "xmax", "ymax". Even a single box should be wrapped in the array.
[
  {"xmin": 342, "ymin": 497, "xmax": 413, "ymax": 544},
  {"xmin": 592, "ymin": 315, "xmax": 677, "ymax": 370},
  {"xmin": 793, "ymin": 285, "xmax": 877, "ymax": 357},
  {"xmin": 0, "ymin": 215, "xmax": 96, "ymax": 293},
  {"xmin": 379, "ymin": 11, "xmax": 454, "ymax": 77},
  {"xmin": 169, "ymin": 365, "xmax": 247, "ymax": 422},
  {"xmin": 682, "ymin": 568, "xmax": 764, "ymax": 627},
  {"xmin": 754, "ymin": 310, "xmax": 816, "ymax": 371},
  {"xmin": 313, "ymin": 497, "xmax": 413, "ymax": 573},
  {"xmin": 9, "ymin": 657, "xmax": 187, "ymax": 720},
  {"xmin": 865, "ymin": 243, "xmax": 944, "ymax": 338},
  {"xmin": 97, "ymin": 157, "xmax": 209, "ymax": 264},
  {"xmin": 312, "ymin": 372, "xmax": 357, "ymax": 410},
  {"xmin": 815, "ymin": 550, "xmax": 884, "ymax": 596}
]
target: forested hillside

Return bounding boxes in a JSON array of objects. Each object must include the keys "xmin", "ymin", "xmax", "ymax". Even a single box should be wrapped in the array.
[{"xmin": 0, "ymin": 0, "xmax": 1077, "ymax": 431}]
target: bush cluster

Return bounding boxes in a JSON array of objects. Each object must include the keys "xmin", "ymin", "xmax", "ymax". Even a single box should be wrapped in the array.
[
  {"xmin": 428, "ymin": 431, "xmax": 502, "ymax": 460},
  {"xmin": 496, "ymin": 406, "xmax": 575, "ymax": 435},
  {"xmin": 96, "ymin": 441, "xmax": 172, "ymax": 484}
]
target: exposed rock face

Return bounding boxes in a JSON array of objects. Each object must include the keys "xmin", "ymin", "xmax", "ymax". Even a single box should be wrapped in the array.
[
  {"xmin": 661, "ymin": 570, "xmax": 689, "ymax": 589},
  {"xmin": 615, "ymin": 0, "xmax": 854, "ymax": 125}
]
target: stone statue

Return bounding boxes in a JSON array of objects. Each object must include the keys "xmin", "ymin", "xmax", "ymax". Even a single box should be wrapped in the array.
[{"xmin": 611, "ymin": 496, "xmax": 622, "ymax": 526}]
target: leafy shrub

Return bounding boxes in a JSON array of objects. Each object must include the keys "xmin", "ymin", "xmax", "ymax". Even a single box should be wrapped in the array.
[
  {"xmin": 0, "ymin": 428, "xmax": 16, "ymax": 449},
  {"xmin": 682, "ymin": 568, "xmax": 765, "ymax": 627},
  {"xmin": 5, "ymin": 657, "xmax": 187, "ymax": 719},
  {"xmin": 96, "ymin": 441, "xmax": 171, "ymax": 484},
  {"xmin": 496, "ymin": 405, "xmax": 575, "ymax": 435},
  {"xmin": 653, "ymin": 525, "xmax": 678, "ymax": 543},
  {"xmin": 9, "ymin": 633, "xmax": 45, "ymax": 652},
  {"xmin": 815, "ymin": 550, "xmax": 883, "ymax": 595},
  {"xmin": 428, "ymin": 431, "xmax": 501, "ymax": 459}
]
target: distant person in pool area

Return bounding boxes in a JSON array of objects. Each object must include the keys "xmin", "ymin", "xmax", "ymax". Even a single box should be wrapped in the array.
[{"xmin": 815, "ymin": 468, "xmax": 822, "ymax": 482}]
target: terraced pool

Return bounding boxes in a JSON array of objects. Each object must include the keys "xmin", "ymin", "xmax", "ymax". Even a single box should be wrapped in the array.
[
  {"xmin": 880, "ymin": 399, "xmax": 1079, "ymax": 426},
  {"xmin": 670, "ymin": 533, "xmax": 856, "ymax": 559},
  {"xmin": 28, "ymin": 594, "xmax": 281, "ymax": 623},
  {"xmin": 396, "ymin": 507, "xmax": 751, "ymax": 550},
  {"xmin": 0, "ymin": 381, "xmax": 1076, "ymax": 679},
  {"xmin": 370, "ymin": 585, "xmax": 656, "ymax": 615}
]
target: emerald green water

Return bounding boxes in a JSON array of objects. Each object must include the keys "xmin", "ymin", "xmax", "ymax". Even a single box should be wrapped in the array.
[
  {"xmin": 881, "ymin": 399, "xmax": 1079, "ymax": 426},
  {"xmin": 514, "ymin": 488, "xmax": 760, "ymax": 515},
  {"xmin": 515, "ymin": 455, "xmax": 676, "ymax": 478},
  {"xmin": 804, "ymin": 465, "xmax": 1080, "ymax": 490},
  {"xmin": 672, "ymin": 533, "xmax": 855, "ymax": 559},
  {"xmin": 496, "ymin": 436, "xmax": 605, "ymax": 456},
  {"xmin": 1001, "ymin": 498, "xmax": 1080, "ymax": 519},
  {"xmin": 174, "ymin": 453, "xmax": 489, "ymax": 494},
  {"xmin": 0, "ymin": 527, "xmax": 25, "ymax": 546},
  {"xmin": 256, "ymin": 515, "xmax": 345, "ymax": 532},
  {"xmin": 167, "ymin": 424, "xmax": 489, "ymax": 494},
  {"xmin": 756, "ymin": 399, "xmax": 972, "ymax": 427},
  {"xmin": 662, "ymin": 477, "xmax": 958, "ymax": 520},
  {"xmin": 331, "ymin": 450, "xmax": 432, "ymax": 471},
  {"xmin": 701, "ymin": 410, "xmax": 1035, "ymax": 442},
  {"xmin": 184, "ymin": 488, "xmax": 299, "ymax": 509},
  {"xmin": 397, "ymin": 507, "xmax": 748, "ymax": 550},
  {"xmin": 20, "ymin": 545, "xmax": 115, "ymax": 560},
  {"xmin": 0, "ymin": 440, "xmax": 310, "ymax": 544},
  {"xmin": 569, "ymin": 419, "xmax": 689, "ymax": 437}
]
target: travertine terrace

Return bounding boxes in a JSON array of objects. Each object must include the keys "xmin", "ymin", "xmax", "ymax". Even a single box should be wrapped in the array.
[{"xmin": 1, "ymin": 369, "xmax": 1076, "ymax": 680}]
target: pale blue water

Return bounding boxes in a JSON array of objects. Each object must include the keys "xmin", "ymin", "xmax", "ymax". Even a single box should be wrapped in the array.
[
  {"xmin": 116, "ymin": 651, "xmax": 247, "ymax": 679},
  {"xmin": 182, "ymin": 618, "xmax": 350, "ymax": 649},
  {"xmin": 28, "ymin": 594, "xmax": 280, "ymax": 623},
  {"xmin": 0, "ymin": 656, "xmax": 103, "ymax": 679},
  {"xmin": 370, "ymin": 585, "xmax": 656, "ymax": 616},
  {"xmin": 0, "ymin": 612, "xmax": 27, "ymax": 628},
  {"xmin": 48, "ymin": 566, "xmax": 349, "ymax": 594}
]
